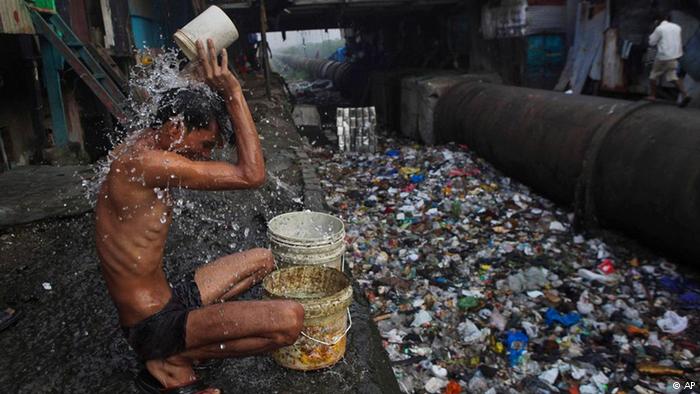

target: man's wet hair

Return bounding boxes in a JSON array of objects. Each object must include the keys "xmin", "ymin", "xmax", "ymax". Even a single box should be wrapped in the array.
[{"xmin": 153, "ymin": 86, "xmax": 234, "ymax": 143}]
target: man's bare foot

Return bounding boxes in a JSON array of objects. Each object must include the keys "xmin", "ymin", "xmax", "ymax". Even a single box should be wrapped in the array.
[
  {"xmin": 144, "ymin": 357, "xmax": 220, "ymax": 393},
  {"xmin": 146, "ymin": 358, "xmax": 196, "ymax": 388}
]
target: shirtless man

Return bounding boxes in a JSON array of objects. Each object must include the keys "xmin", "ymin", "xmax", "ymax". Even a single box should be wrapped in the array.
[{"xmin": 96, "ymin": 39, "xmax": 304, "ymax": 394}]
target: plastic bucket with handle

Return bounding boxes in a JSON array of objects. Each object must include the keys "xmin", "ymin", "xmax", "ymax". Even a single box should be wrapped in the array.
[
  {"xmin": 268, "ymin": 211, "xmax": 346, "ymax": 271},
  {"xmin": 263, "ymin": 265, "xmax": 353, "ymax": 370},
  {"xmin": 173, "ymin": 5, "xmax": 239, "ymax": 61}
]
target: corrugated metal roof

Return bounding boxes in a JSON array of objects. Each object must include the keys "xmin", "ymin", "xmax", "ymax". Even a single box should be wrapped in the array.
[{"xmin": 0, "ymin": 0, "xmax": 35, "ymax": 34}]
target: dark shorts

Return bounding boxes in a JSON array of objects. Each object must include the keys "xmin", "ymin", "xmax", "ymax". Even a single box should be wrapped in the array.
[{"xmin": 122, "ymin": 272, "xmax": 203, "ymax": 360}]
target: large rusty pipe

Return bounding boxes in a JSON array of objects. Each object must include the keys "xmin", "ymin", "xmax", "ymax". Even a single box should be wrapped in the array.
[
  {"xmin": 435, "ymin": 81, "xmax": 700, "ymax": 263},
  {"xmin": 278, "ymin": 55, "xmax": 366, "ymax": 100}
]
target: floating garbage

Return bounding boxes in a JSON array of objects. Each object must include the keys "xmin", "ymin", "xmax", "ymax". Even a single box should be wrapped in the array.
[
  {"xmin": 505, "ymin": 331, "xmax": 528, "ymax": 366},
  {"xmin": 544, "ymin": 308, "xmax": 581, "ymax": 328},
  {"xmin": 656, "ymin": 310, "xmax": 688, "ymax": 335},
  {"xmin": 309, "ymin": 138, "xmax": 700, "ymax": 393}
]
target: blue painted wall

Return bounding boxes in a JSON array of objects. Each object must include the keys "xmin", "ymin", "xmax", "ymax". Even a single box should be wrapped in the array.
[
  {"xmin": 131, "ymin": 15, "xmax": 164, "ymax": 49},
  {"xmin": 525, "ymin": 34, "xmax": 566, "ymax": 89},
  {"xmin": 129, "ymin": 0, "xmax": 193, "ymax": 50}
]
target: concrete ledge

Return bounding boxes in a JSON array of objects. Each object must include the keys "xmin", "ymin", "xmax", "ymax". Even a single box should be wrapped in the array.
[{"xmin": 0, "ymin": 165, "xmax": 93, "ymax": 227}]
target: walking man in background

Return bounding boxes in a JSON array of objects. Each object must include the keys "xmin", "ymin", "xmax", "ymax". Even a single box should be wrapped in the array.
[{"xmin": 647, "ymin": 12, "xmax": 692, "ymax": 107}]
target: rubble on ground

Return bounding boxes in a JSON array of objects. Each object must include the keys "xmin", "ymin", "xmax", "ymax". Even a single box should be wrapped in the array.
[{"xmin": 311, "ymin": 138, "xmax": 700, "ymax": 394}]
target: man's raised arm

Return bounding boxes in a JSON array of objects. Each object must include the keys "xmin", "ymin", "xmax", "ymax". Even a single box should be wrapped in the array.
[
  {"xmin": 134, "ymin": 39, "xmax": 265, "ymax": 191},
  {"xmin": 198, "ymin": 39, "xmax": 265, "ymax": 188},
  {"xmin": 135, "ymin": 150, "xmax": 263, "ymax": 190}
]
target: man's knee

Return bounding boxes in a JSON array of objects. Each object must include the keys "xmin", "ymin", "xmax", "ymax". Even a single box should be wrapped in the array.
[
  {"xmin": 272, "ymin": 301, "xmax": 304, "ymax": 347},
  {"xmin": 251, "ymin": 248, "xmax": 274, "ymax": 272}
]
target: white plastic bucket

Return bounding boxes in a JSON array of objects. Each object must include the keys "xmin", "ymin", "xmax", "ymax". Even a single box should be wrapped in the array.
[
  {"xmin": 268, "ymin": 212, "xmax": 346, "ymax": 271},
  {"xmin": 173, "ymin": 5, "xmax": 239, "ymax": 61}
]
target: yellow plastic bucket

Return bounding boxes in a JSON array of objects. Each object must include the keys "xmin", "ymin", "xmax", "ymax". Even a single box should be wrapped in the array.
[{"xmin": 263, "ymin": 265, "xmax": 353, "ymax": 370}]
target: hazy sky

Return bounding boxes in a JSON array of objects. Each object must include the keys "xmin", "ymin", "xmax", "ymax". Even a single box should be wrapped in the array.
[{"xmin": 266, "ymin": 29, "xmax": 342, "ymax": 52}]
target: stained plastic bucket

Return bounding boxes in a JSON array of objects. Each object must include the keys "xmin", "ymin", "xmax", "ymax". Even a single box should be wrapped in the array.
[
  {"xmin": 173, "ymin": 5, "xmax": 239, "ymax": 61},
  {"xmin": 263, "ymin": 265, "xmax": 353, "ymax": 370},
  {"xmin": 268, "ymin": 212, "xmax": 346, "ymax": 271}
]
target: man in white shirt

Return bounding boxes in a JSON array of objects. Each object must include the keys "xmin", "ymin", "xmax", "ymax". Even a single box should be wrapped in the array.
[{"xmin": 647, "ymin": 13, "xmax": 692, "ymax": 107}]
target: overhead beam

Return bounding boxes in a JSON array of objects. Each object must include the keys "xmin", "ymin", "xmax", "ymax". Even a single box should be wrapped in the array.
[{"xmin": 217, "ymin": 0, "xmax": 463, "ymax": 32}]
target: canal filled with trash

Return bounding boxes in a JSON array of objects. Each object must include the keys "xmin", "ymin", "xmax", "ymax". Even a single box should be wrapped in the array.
[
  {"xmin": 268, "ymin": 40, "xmax": 700, "ymax": 388},
  {"xmin": 304, "ymin": 134, "xmax": 700, "ymax": 394},
  {"xmin": 265, "ymin": 33, "xmax": 700, "ymax": 391}
]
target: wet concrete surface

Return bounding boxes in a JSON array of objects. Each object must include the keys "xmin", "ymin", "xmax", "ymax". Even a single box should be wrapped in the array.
[
  {"xmin": 0, "ymin": 165, "xmax": 94, "ymax": 227},
  {"xmin": 0, "ymin": 75, "xmax": 399, "ymax": 393}
]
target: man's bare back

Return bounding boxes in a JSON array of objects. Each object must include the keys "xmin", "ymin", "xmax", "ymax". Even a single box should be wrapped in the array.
[{"xmin": 95, "ymin": 40, "xmax": 303, "ymax": 394}]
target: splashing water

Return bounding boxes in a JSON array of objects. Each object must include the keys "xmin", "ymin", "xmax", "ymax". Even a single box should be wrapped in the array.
[
  {"xmin": 82, "ymin": 48, "xmax": 219, "ymax": 203},
  {"xmin": 173, "ymin": 198, "xmax": 184, "ymax": 216},
  {"xmin": 78, "ymin": 48, "xmax": 301, "ymax": 267}
]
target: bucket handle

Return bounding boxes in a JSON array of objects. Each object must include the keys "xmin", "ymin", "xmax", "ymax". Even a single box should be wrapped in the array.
[{"xmin": 300, "ymin": 308, "xmax": 352, "ymax": 347}]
